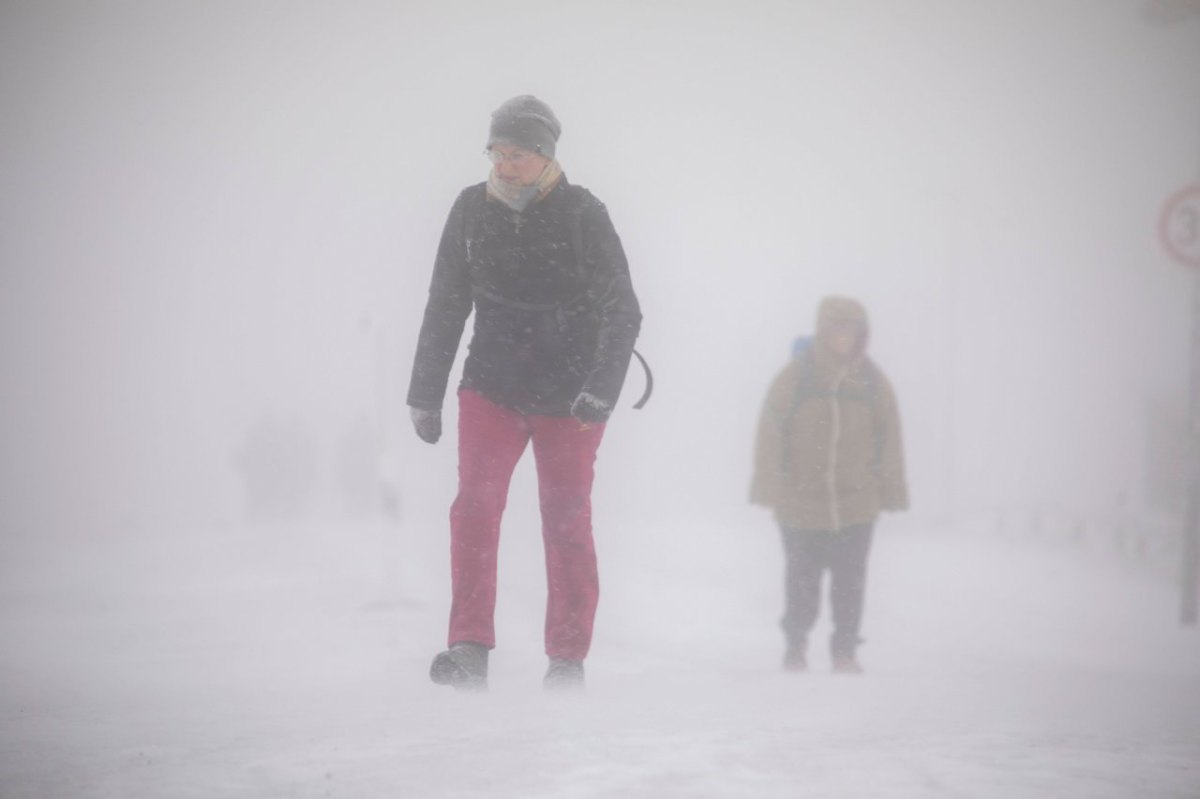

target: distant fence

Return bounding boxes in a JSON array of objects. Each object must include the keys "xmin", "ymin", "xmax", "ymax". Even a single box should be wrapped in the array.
[{"xmin": 963, "ymin": 506, "xmax": 1183, "ymax": 577}]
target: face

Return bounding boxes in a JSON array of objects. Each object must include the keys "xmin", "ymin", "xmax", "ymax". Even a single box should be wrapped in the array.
[
  {"xmin": 488, "ymin": 143, "xmax": 550, "ymax": 186},
  {"xmin": 826, "ymin": 319, "xmax": 860, "ymax": 357}
]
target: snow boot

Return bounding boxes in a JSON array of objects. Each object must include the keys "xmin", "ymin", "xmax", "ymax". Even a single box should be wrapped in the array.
[
  {"xmin": 832, "ymin": 654, "xmax": 863, "ymax": 675},
  {"xmin": 430, "ymin": 642, "xmax": 489, "ymax": 691},
  {"xmin": 783, "ymin": 645, "xmax": 808, "ymax": 672},
  {"xmin": 831, "ymin": 634, "xmax": 863, "ymax": 674},
  {"xmin": 543, "ymin": 657, "xmax": 585, "ymax": 691}
]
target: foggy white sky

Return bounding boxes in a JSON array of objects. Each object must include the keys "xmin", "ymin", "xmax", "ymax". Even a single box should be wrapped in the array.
[{"xmin": 2, "ymin": 0, "xmax": 1198, "ymax": 541}]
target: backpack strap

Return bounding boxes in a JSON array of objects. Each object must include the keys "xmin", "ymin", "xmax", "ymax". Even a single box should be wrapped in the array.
[
  {"xmin": 567, "ymin": 186, "xmax": 586, "ymax": 275},
  {"xmin": 462, "ymin": 184, "xmax": 487, "ymax": 266},
  {"xmin": 863, "ymin": 360, "xmax": 886, "ymax": 474}
]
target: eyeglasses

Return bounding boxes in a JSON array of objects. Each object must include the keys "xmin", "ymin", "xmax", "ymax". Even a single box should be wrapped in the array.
[{"xmin": 484, "ymin": 148, "xmax": 538, "ymax": 165}]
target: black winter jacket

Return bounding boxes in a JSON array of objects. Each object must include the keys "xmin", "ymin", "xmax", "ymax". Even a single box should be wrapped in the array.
[{"xmin": 407, "ymin": 178, "xmax": 642, "ymax": 418}]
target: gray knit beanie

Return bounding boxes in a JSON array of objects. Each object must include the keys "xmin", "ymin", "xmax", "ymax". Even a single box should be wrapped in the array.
[{"xmin": 487, "ymin": 95, "xmax": 561, "ymax": 158}]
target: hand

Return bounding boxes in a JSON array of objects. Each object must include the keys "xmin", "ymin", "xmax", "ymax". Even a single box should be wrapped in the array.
[
  {"xmin": 570, "ymin": 391, "xmax": 611, "ymax": 425},
  {"xmin": 410, "ymin": 407, "xmax": 442, "ymax": 444}
]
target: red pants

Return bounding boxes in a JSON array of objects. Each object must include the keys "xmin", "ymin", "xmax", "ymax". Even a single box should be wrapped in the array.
[{"xmin": 448, "ymin": 389, "xmax": 606, "ymax": 660}]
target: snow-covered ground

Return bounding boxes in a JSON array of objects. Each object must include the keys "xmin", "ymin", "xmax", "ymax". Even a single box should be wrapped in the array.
[{"xmin": 2, "ymin": 511, "xmax": 1198, "ymax": 798}]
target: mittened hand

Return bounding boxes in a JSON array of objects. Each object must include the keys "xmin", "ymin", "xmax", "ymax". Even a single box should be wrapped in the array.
[
  {"xmin": 570, "ymin": 392, "xmax": 611, "ymax": 425},
  {"xmin": 410, "ymin": 407, "xmax": 442, "ymax": 444}
]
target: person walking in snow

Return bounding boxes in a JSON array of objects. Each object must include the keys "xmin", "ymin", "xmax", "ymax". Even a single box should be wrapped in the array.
[
  {"xmin": 750, "ymin": 296, "xmax": 907, "ymax": 674},
  {"xmin": 406, "ymin": 96, "xmax": 642, "ymax": 691}
]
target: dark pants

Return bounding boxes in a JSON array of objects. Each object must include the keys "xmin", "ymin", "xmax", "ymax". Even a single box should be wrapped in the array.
[{"xmin": 780, "ymin": 523, "xmax": 875, "ymax": 658}]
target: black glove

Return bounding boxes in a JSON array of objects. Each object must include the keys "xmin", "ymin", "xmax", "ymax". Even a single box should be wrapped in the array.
[
  {"xmin": 570, "ymin": 392, "xmax": 611, "ymax": 425},
  {"xmin": 410, "ymin": 407, "xmax": 441, "ymax": 444}
]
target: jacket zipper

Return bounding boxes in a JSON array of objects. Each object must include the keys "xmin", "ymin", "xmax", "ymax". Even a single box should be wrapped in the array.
[{"xmin": 827, "ymin": 368, "xmax": 847, "ymax": 532}]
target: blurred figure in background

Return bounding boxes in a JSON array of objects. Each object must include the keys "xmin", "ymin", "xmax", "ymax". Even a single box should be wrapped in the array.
[
  {"xmin": 234, "ymin": 412, "xmax": 318, "ymax": 523},
  {"xmin": 750, "ymin": 297, "xmax": 908, "ymax": 674},
  {"xmin": 407, "ymin": 95, "xmax": 642, "ymax": 691}
]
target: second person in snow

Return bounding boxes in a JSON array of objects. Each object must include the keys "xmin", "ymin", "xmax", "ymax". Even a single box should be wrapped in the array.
[
  {"xmin": 750, "ymin": 296, "xmax": 908, "ymax": 674},
  {"xmin": 407, "ymin": 96, "xmax": 643, "ymax": 691}
]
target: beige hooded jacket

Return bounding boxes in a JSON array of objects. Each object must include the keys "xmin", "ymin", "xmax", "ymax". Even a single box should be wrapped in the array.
[{"xmin": 750, "ymin": 297, "xmax": 908, "ymax": 530}]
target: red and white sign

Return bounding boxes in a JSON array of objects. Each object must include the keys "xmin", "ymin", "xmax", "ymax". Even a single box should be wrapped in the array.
[{"xmin": 1160, "ymin": 184, "xmax": 1200, "ymax": 268}]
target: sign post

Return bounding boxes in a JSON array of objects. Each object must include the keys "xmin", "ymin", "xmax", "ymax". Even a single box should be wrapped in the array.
[{"xmin": 1160, "ymin": 184, "xmax": 1200, "ymax": 625}]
